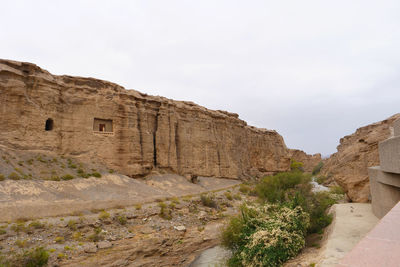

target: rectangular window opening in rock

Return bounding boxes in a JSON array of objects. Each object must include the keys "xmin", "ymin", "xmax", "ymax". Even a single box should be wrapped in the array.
[{"xmin": 93, "ymin": 118, "xmax": 113, "ymax": 133}]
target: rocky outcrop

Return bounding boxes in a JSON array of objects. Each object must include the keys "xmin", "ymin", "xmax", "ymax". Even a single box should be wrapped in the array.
[
  {"xmin": 288, "ymin": 149, "xmax": 322, "ymax": 173},
  {"xmin": 0, "ymin": 59, "xmax": 292, "ymax": 179},
  {"xmin": 321, "ymin": 114, "xmax": 400, "ymax": 202}
]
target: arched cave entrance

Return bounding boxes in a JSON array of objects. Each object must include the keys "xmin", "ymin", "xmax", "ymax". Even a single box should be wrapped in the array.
[{"xmin": 45, "ymin": 118, "xmax": 54, "ymax": 131}]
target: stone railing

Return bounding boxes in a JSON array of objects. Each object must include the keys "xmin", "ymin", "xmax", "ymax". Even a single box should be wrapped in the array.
[{"xmin": 368, "ymin": 118, "xmax": 400, "ymax": 218}]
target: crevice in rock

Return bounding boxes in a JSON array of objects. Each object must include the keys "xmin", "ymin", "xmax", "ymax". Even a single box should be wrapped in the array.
[
  {"xmin": 175, "ymin": 122, "xmax": 181, "ymax": 173},
  {"xmin": 153, "ymin": 107, "xmax": 160, "ymax": 168},
  {"xmin": 135, "ymin": 102, "xmax": 144, "ymax": 162}
]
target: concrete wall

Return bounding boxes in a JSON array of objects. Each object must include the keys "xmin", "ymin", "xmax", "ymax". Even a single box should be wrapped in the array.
[{"xmin": 369, "ymin": 118, "xmax": 400, "ymax": 218}]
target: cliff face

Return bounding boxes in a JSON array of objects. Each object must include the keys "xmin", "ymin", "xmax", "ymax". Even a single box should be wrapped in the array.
[
  {"xmin": 321, "ymin": 114, "xmax": 400, "ymax": 202},
  {"xmin": 0, "ymin": 59, "xmax": 292, "ymax": 179},
  {"xmin": 288, "ymin": 149, "xmax": 321, "ymax": 173}
]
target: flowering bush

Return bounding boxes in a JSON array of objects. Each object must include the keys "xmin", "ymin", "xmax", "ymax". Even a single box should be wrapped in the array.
[{"xmin": 222, "ymin": 204, "xmax": 309, "ymax": 267}]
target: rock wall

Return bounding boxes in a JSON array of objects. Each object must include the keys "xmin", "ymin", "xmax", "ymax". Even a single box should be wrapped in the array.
[
  {"xmin": 321, "ymin": 114, "xmax": 400, "ymax": 202},
  {"xmin": 288, "ymin": 149, "xmax": 322, "ymax": 173},
  {"xmin": 0, "ymin": 59, "xmax": 293, "ymax": 179}
]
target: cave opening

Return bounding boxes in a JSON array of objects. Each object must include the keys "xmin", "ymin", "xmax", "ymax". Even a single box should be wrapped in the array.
[{"xmin": 45, "ymin": 118, "xmax": 53, "ymax": 131}]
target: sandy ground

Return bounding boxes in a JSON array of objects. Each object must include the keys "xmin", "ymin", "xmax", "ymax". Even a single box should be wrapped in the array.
[{"xmin": 0, "ymin": 174, "xmax": 241, "ymax": 222}]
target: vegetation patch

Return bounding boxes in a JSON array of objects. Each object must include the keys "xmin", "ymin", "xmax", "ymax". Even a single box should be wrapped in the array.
[
  {"xmin": 200, "ymin": 194, "xmax": 218, "ymax": 209},
  {"xmin": 222, "ymin": 204, "xmax": 309, "ymax": 267}
]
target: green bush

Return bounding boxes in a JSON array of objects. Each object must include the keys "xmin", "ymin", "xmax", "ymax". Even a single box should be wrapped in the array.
[
  {"xmin": 222, "ymin": 204, "xmax": 309, "ymax": 267},
  {"xmin": 238, "ymin": 184, "xmax": 250, "ymax": 194},
  {"xmin": 99, "ymin": 211, "xmax": 110, "ymax": 220},
  {"xmin": 224, "ymin": 192, "xmax": 233, "ymax": 201},
  {"xmin": 116, "ymin": 215, "xmax": 127, "ymax": 225},
  {"xmin": 312, "ymin": 161, "xmax": 324, "ymax": 175},
  {"xmin": 91, "ymin": 172, "xmax": 101, "ymax": 178},
  {"xmin": 61, "ymin": 174, "xmax": 74, "ymax": 180},
  {"xmin": 28, "ymin": 221, "xmax": 45, "ymax": 229},
  {"xmin": 19, "ymin": 247, "xmax": 49, "ymax": 267},
  {"xmin": 200, "ymin": 194, "xmax": 218, "ymax": 208},
  {"xmin": 256, "ymin": 171, "xmax": 335, "ymax": 234},
  {"xmin": 0, "ymin": 174, "xmax": 4, "ymax": 181},
  {"xmin": 8, "ymin": 172, "xmax": 21, "ymax": 180},
  {"xmin": 290, "ymin": 159, "xmax": 304, "ymax": 172},
  {"xmin": 330, "ymin": 185, "xmax": 345, "ymax": 195},
  {"xmin": 256, "ymin": 171, "xmax": 310, "ymax": 203},
  {"xmin": 87, "ymin": 227, "xmax": 104, "ymax": 242},
  {"xmin": 316, "ymin": 175, "xmax": 327, "ymax": 185}
]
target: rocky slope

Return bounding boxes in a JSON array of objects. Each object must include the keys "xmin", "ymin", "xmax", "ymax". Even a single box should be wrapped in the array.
[
  {"xmin": 321, "ymin": 114, "xmax": 400, "ymax": 202},
  {"xmin": 0, "ymin": 59, "xmax": 292, "ymax": 179},
  {"xmin": 288, "ymin": 149, "xmax": 322, "ymax": 173}
]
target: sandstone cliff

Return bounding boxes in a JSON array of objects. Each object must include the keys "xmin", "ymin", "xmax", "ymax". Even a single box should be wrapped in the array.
[
  {"xmin": 288, "ymin": 149, "xmax": 321, "ymax": 173},
  {"xmin": 321, "ymin": 114, "xmax": 400, "ymax": 202},
  {"xmin": 0, "ymin": 59, "xmax": 295, "ymax": 179}
]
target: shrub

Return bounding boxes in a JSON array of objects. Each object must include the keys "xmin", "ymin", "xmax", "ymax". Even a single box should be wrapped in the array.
[
  {"xmin": 87, "ymin": 227, "xmax": 104, "ymax": 242},
  {"xmin": 200, "ymin": 194, "xmax": 218, "ymax": 208},
  {"xmin": 116, "ymin": 215, "xmax": 127, "ymax": 225},
  {"xmin": 239, "ymin": 184, "xmax": 250, "ymax": 194},
  {"xmin": 256, "ymin": 171, "xmax": 310, "ymax": 203},
  {"xmin": 224, "ymin": 192, "xmax": 233, "ymax": 201},
  {"xmin": 91, "ymin": 172, "xmax": 101, "ymax": 178},
  {"xmin": 11, "ymin": 222, "xmax": 27, "ymax": 233},
  {"xmin": 316, "ymin": 176, "xmax": 327, "ymax": 185},
  {"xmin": 72, "ymin": 231, "xmax": 82, "ymax": 241},
  {"xmin": 0, "ymin": 174, "xmax": 4, "ymax": 181},
  {"xmin": 8, "ymin": 172, "xmax": 21, "ymax": 180},
  {"xmin": 61, "ymin": 174, "xmax": 74, "ymax": 180},
  {"xmin": 67, "ymin": 220, "xmax": 77, "ymax": 230},
  {"xmin": 159, "ymin": 202, "xmax": 172, "ymax": 220},
  {"xmin": 20, "ymin": 247, "xmax": 49, "ymax": 267},
  {"xmin": 233, "ymin": 193, "xmax": 242, "ymax": 200},
  {"xmin": 0, "ymin": 229, "xmax": 6, "ymax": 235},
  {"xmin": 99, "ymin": 211, "xmax": 110, "ymax": 220},
  {"xmin": 108, "ymin": 169, "xmax": 115, "ymax": 174},
  {"xmin": 28, "ymin": 221, "xmax": 45, "ymax": 229},
  {"xmin": 290, "ymin": 159, "xmax": 304, "ymax": 172},
  {"xmin": 312, "ymin": 161, "xmax": 324, "ymax": 175},
  {"xmin": 256, "ymin": 171, "xmax": 336, "ymax": 234},
  {"xmin": 54, "ymin": 236, "xmax": 65, "ymax": 244},
  {"xmin": 15, "ymin": 239, "xmax": 27, "ymax": 248},
  {"xmin": 330, "ymin": 185, "xmax": 345, "ymax": 195},
  {"xmin": 135, "ymin": 204, "xmax": 142, "ymax": 210},
  {"xmin": 222, "ymin": 204, "xmax": 309, "ymax": 267}
]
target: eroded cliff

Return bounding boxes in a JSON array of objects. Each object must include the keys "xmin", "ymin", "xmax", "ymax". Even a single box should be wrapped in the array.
[
  {"xmin": 321, "ymin": 114, "xmax": 400, "ymax": 202},
  {"xmin": 288, "ymin": 149, "xmax": 321, "ymax": 173},
  {"xmin": 0, "ymin": 59, "xmax": 293, "ymax": 179}
]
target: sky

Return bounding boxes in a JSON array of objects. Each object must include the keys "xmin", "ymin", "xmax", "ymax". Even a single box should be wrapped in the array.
[{"xmin": 1, "ymin": 0, "xmax": 400, "ymax": 156}]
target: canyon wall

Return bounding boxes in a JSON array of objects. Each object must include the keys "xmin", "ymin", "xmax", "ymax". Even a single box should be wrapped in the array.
[
  {"xmin": 0, "ymin": 59, "xmax": 293, "ymax": 179},
  {"xmin": 288, "ymin": 149, "xmax": 321, "ymax": 173},
  {"xmin": 321, "ymin": 114, "xmax": 400, "ymax": 202}
]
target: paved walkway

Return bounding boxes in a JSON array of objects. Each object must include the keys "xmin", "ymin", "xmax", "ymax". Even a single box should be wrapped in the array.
[
  {"xmin": 318, "ymin": 203, "xmax": 379, "ymax": 266},
  {"xmin": 338, "ymin": 201, "xmax": 400, "ymax": 267}
]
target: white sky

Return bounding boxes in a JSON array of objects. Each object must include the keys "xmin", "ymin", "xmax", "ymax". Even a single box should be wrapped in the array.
[{"xmin": 1, "ymin": 0, "xmax": 400, "ymax": 156}]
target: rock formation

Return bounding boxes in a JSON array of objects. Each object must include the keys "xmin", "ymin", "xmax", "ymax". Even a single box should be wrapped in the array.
[
  {"xmin": 288, "ymin": 149, "xmax": 321, "ymax": 173},
  {"xmin": 321, "ymin": 114, "xmax": 400, "ymax": 202},
  {"xmin": 0, "ymin": 59, "xmax": 299, "ymax": 179}
]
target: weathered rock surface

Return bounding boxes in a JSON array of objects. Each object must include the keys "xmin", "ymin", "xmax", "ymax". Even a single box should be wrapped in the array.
[
  {"xmin": 288, "ymin": 149, "xmax": 322, "ymax": 172},
  {"xmin": 321, "ymin": 114, "xmax": 400, "ymax": 202},
  {"xmin": 0, "ymin": 59, "xmax": 293, "ymax": 179}
]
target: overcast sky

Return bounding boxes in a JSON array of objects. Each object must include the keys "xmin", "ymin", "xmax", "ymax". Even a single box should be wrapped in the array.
[{"xmin": 1, "ymin": 1, "xmax": 399, "ymax": 156}]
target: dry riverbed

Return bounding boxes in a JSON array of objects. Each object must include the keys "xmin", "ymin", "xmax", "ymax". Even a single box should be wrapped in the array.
[{"xmin": 0, "ymin": 180, "xmax": 251, "ymax": 266}]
